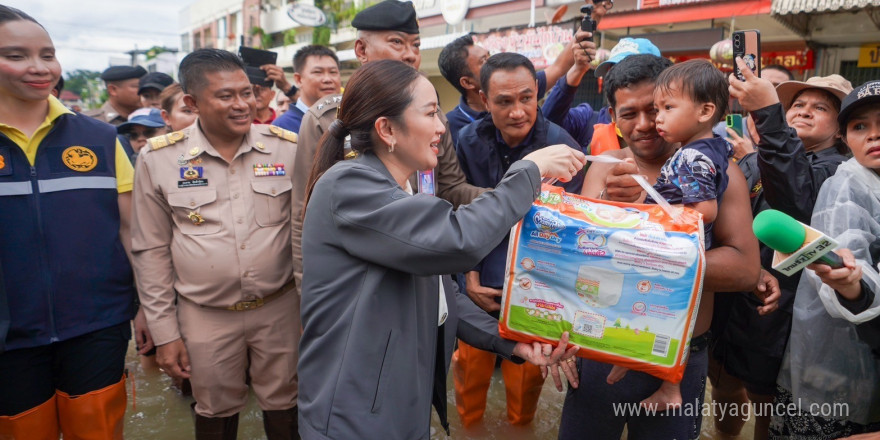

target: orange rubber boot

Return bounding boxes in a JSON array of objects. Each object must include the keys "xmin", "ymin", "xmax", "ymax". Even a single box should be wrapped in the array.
[
  {"xmin": 500, "ymin": 360, "xmax": 545, "ymax": 426},
  {"xmin": 0, "ymin": 395, "xmax": 60, "ymax": 440},
  {"xmin": 56, "ymin": 376, "xmax": 126, "ymax": 440},
  {"xmin": 452, "ymin": 340, "xmax": 497, "ymax": 428}
]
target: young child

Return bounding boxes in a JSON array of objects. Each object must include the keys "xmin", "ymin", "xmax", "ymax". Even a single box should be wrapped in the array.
[{"xmin": 606, "ymin": 59, "xmax": 731, "ymax": 411}]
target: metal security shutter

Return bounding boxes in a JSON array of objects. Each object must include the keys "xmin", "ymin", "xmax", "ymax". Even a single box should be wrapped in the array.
[
  {"xmin": 573, "ymin": 73, "xmax": 605, "ymax": 111},
  {"xmin": 839, "ymin": 61, "xmax": 880, "ymax": 88}
]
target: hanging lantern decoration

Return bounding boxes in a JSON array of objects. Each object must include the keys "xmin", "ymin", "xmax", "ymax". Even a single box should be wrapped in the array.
[
  {"xmin": 591, "ymin": 48, "xmax": 611, "ymax": 68},
  {"xmin": 710, "ymin": 39, "xmax": 734, "ymax": 66}
]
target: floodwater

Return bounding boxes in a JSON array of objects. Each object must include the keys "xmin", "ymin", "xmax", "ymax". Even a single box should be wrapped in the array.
[{"xmin": 122, "ymin": 343, "xmax": 754, "ymax": 439}]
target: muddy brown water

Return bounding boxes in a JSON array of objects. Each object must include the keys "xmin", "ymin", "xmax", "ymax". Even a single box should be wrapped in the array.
[{"xmin": 122, "ymin": 343, "xmax": 754, "ymax": 439}]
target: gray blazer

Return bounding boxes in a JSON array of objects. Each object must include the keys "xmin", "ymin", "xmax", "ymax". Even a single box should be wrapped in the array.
[{"xmin": 298, "ymin": 151, "xmax": 541, "ymax": 439}]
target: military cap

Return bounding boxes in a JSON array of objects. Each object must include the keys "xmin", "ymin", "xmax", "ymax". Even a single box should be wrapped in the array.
[
  {"xmin": 138, "ymin": 72, "xmax": 174, "ymax": 94},
  {"xmin": 352, "ymin": 0, "xmax": 419, "ymax": 34},
  {"xmin": 100, "ymin": 65, "xmax": 147, "ymax": 82}
]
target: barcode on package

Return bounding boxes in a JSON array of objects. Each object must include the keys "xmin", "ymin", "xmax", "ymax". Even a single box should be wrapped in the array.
[{"xmin": 652, "ymin": 334, "xmax": 670, "ymax": 357}]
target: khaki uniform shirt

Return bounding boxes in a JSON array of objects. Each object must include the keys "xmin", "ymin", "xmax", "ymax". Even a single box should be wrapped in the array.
[
  {"xmin": 83, "ymin": 101, "xmax": 128, "ymax": 126},
  {"xmin": 290, "ymin": 95, "xmax": 487, "ymax": 296},
  {"xmin": 131, "ymin": 123, "xmax": 299, "ymax": 345}
]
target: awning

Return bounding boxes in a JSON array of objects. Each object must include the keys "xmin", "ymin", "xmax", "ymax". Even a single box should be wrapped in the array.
[
  {"xmin": 772, "ymin": 0, "xmax": 875, "ymax": 14},
  {"xmin": 598, "ymin": 0, "xmax": 772, "ymax": 30},
  {"xmin": 770, "ymin": 0, "xmax": 879, "ymax": 38}
]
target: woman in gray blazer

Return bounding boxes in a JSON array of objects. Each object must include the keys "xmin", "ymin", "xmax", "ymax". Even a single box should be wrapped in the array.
[{"xmin": 297, "ymin": 60, "xmax": 585, "ymax": 439}]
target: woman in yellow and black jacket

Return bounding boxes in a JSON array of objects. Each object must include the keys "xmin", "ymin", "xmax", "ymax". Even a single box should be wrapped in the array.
[{"xmin": 0, "ymin": 6, "xmax": 136, "ymax": 439}]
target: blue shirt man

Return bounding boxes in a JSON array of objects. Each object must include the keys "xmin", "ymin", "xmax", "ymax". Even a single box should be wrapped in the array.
[{"xmin": 273, "ymin": 45, "xmax": 341, "ymax": 133}]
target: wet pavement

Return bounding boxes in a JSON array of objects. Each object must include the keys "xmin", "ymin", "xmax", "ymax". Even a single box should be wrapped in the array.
[{"xmin": 122, "ymin": 342, "xmax": 754, "ymax": 439}]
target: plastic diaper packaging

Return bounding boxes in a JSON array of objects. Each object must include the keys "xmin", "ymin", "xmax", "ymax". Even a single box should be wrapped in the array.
[{"xmin": 499, "ymin": 184, "xmax": 706, "ymax": 383}]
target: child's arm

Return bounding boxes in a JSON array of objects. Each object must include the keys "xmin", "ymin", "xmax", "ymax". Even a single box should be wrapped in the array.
[{"xmin": 686, "ymin": 199, "xmax": 718, "ymax": 223}]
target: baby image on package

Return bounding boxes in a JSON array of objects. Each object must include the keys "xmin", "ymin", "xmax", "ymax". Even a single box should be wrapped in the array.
[{"xmin": 499, "ymin": 185, "xmax": 705, "ymax": 383}]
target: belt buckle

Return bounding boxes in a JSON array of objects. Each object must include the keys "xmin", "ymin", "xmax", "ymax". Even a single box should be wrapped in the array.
[{"xmin": 233, "ymin": 298, "xmax": 264, "ymax": 311}]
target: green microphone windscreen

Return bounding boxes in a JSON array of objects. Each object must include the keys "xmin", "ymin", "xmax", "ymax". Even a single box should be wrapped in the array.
[{"xmin": 752, "ymin": 209, "xmax": 806, "ymax": 254}]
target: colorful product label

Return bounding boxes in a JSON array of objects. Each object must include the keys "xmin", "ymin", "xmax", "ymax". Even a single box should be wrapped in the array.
[{"xmin": 500, "ymin": 186, "xmax": 705, "ymax": 382}]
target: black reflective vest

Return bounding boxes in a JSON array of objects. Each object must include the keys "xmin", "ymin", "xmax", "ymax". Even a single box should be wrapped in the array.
[{"xmin": 0, "ymin": 112, "xmax": 134, "ymax": 351}]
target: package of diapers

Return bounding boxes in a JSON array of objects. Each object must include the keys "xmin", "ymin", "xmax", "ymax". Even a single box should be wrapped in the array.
[{"xmin": 499, "ymin": 184, "xmax": 706, "ymax": 383}]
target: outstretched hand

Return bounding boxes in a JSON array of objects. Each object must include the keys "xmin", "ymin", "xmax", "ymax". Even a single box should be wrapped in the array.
[
  {"xmin": 524, "ymin": 144, "xmax": 587, "ymax": 182},
  {"xmin": 513, "ymin": 331, "xmax": 579, "ymax": 366},
  {"xmin": 513, "ymin": 332, "xmax": 580, "ymax": 391}
]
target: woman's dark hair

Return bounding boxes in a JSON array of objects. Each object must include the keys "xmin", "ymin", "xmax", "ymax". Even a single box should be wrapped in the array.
[
  {"xmin": 304, "ymin": 59, "xmax": 422, "ymax": 211},
  {"xmin": 0, "ymin": 5, "xmax": 40, "ymax": 26},
  {"xmin": 159, "ymin": 83, "xmax": 183, "ymax": 115}
]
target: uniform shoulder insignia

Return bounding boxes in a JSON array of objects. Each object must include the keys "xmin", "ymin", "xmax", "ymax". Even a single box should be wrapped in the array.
[
  {"xmin": 149, "ymin": 131, "xmax": 187, "ymax": 151},
  {"xmin": 314, "ymin": 94, "xmax": 342, "ymax": 114},
  {"xmin": 268, "ymin": 125, "xmax": 298, "ymax": 143}
]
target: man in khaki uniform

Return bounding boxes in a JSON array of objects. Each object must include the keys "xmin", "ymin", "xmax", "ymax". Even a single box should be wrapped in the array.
[
  {"xmin": 130, "ymin": 49, "xmax": 300, "ymax": 440},
  {"xmin": 85, "ymin": 65, "xmax": 147, "ymax": 126}
]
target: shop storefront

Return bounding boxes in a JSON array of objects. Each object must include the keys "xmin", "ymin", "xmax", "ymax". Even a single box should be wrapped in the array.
[{"xmin": 771, "ymin": 0, "xmax": 880, "ymax": 84}]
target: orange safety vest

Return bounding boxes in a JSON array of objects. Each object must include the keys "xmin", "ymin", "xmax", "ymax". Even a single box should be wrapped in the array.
[{"xmin": 588, "ymin": 122, "xmax": 622, "ymax": 156}]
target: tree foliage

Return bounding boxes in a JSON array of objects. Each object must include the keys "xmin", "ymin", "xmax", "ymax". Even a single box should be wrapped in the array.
[{"xmin": 312, "ymin": 0, "xmax": 369, "ymax": 45}]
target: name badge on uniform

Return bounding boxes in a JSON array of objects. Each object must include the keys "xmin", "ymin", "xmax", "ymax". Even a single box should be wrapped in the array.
[
  {"xmin": 178, "ymin": 179, "xmax": 208, "ymax": 188},
  {"xmin": 253, "ymin": 163, "xmax": 286, "ymax": 177},
  {"xmin": 417, "ymin": 169, "xmax": 435, "ymax": 196}
]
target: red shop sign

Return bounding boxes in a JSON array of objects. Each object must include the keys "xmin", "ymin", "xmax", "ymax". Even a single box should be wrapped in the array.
[
  {"xmin": 762, "ymin": 50, "xmax": 813, "ymax": 71},
  {"xmin": 667, "ymin": 50, "xmax": 813, "ymax": 71}
]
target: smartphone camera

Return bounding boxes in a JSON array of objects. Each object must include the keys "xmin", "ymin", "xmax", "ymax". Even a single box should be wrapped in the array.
[
  {"xmin": 733, "ymin": 34, "xmax": 742, "ymax": 49},
  {"xmin": 580, "ymin": 4, "xmax": 595, "ymax": 39}
]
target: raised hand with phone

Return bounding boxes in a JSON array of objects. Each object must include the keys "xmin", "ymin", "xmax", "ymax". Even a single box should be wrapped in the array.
[
  {"xmin": 728, "ymin": 56, "xmax": 779, "ymax": 113},
  {"xmin": 732, "ymin": 30, "xmax": 760, "ymax": 81}
]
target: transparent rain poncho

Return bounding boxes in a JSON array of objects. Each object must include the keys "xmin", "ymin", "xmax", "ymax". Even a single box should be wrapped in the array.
[{"xmin": 778, "ymin": 158, "xmax": 880, "ymax": 425}]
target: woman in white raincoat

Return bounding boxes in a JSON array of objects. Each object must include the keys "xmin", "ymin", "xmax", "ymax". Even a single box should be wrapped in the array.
[{"xmin": 773, "ymin": 80, "xmax": 880, "ymax": 438}]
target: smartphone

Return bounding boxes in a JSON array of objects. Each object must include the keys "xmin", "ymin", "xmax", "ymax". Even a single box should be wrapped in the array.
[
  {"xmin": 726, "ymin": 114, "xmax": 744, "ymax": 138},
  {"xmin": 240, "ymin": 46, "xmax": 278, "ymax": 87},
  {"xmin": 732, "ymin": 30, "xmax": 760, "ymax": 81},
  {"xmin": 239, "ymin": 46, "xmax": 277, "ymax": 67},
  {"xmin": 580, "ymin": 5, "xmax": 595, "ymax": 42},
  {"xmin": 417, "ymin": 170, "xmax": 435, "ymax": 196}
]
